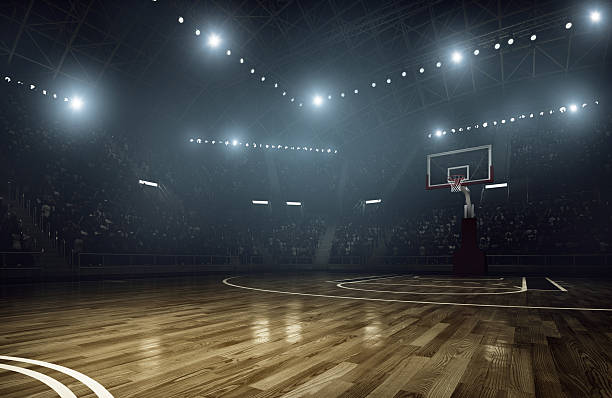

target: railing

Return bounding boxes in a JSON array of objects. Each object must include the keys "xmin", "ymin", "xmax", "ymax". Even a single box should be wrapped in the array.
[
  {"xmin": 277, "ymin": 255, "xmax": 313, "ymax": 264},
  {"xmin": 77, "ymin": 252, "xmax": 239, "ymax": 267},
  {"xmin": 328, "ymin": 256, "xmax": 365, "ymax": 265},
  {"xmin": 486, "ymin": 254, "xmax": 612, "ymax": 266},
  {"xmin": 331, "ymin": 254, "xmax": 612, "ymax": 267},
  {"xmin": 371, "ymin": 256, "xmax": 453, "ymax": 265},
  {"xmin": 0, "ymin": 251, "xmax": 44, "ymax": 268}
]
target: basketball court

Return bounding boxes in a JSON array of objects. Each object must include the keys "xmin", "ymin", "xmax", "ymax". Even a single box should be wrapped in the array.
[{"xmin": 1, "ymin": 273, "xmax": 611, "ymax": 397}]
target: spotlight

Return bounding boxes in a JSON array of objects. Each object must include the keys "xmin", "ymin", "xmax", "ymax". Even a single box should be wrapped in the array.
[
  {"xmin": 529, "ymin": 113, "xmax": 534, "ymax": 118},
  {"xmin": 483, "ymin": 122, "xmax": 488, "ymax": 128},
  {"xmin": 531, "ymin": 34, "xmax": 537, "ymax": 41},
  {"xmin": 428, "ymin": 134, "xmax": 432, "ymax": 138},
  {"xmin": 232, "ymin": 140, "xmax": 237, "ymax": 146},
  {"xmin": 466, "ymin": 126, "xmax": 471, "ymax": 131},
  {"xmin": 195, "ymin": 29, "xmax": 200, "ymax": 36},
  {"xmin": 196, "ymin": 138, "xmax": 202, "ymax": 144},
  {"xmin": 419, "ymin": 67, "xmax": 425, "ymax": 73},
  {"xmin": 327, "ymin": 149, "xmax": 331, "ymax": 153},
  {"xmin": 565, "ymin": 22, "xmax": 572, "ymax": 29},
  {"xmin": 443, "ymin": 130, "xmax": 447, "ymax": 135},
  {"xmin": 582, "ymin": 103, "xmax": 587, "ymax": 108},
  {"xmin": 250, "ymin": 68, "xmax": 255, "ymax": 74},
  {"xmin": 42, "ymin": 90, "xmax": 46, "ymax": 95},
  {"xmin": 334, "ymin": 150, "xmax": 338, "ymax": 154},
  {"xmin": 354, "ymin": 89, "xmax": 358, "ymax": 94},
  {"xmin": 436, "ymin": 61, "xmax": 442, "ymax": 68},
  {"xmin": 386, "ymin": 78, "xmax": 391, "ymax": 84},
  {"xmin": 313, "ymin": 95, "xmax": 323, "ymax": 106},
  {"xmin": 204, "ymin": 140, "xmax": 208, "ymax": 143},
  {"xmin": 282, "ymin": 91, "xmax": 286, "ymax": 96},
  {"xmin": 569, "ymin": 104, "xmax": 578, "ymax": 112},
  {"xmin": 225, "ymin": 140, "xmax": 229, "ymax": 145},
  {"xmin": 435, "ymin": 130, "xmax": 442, "ymax": 137},
  {"xmin": 207, "ymin": 33, "xmax": 221, "ymax": 48},
  {"xmin": 451, "ymin": 129, "xmax": 456, "ymax": 133},
  {"xmin": 507, "ymin": 38, "xmax": 514, "ymax": 45},
  {"xmin": 240, "ymin": 57, "xmax": 244, "ymax": 63},
  {"xmin": 261, "ymin": 76, "xmax": 265, "ymax": 81},
  {"xmin": 327, "ymin": 95, "xmax": 332, "ymax": 100},
  {"xmin": 590, "ymin": 11, "xmax": 601, "ymax": 23},
  {"xmin": 29, "ymin": 84, "xmax": 35, "ymax": 90},
  {"xmin": 298, "ymin": 103, "xmax": 302, "ymax": 107},
  {"xmin": 501, "ymin": 119, "xmax": 506, "ymax": 124},
  {"xmin": 341, "ymin": 92, "xmax": 345, "ymax": 97},
  {"xmin": 371, "ymin": 82, "xmax": 376, "ymax": 87},
  {"xmin": 494, "ymin": 43, "xmax": 501, "ymax": 50},
  {"xmin": 549, "ymin": 110, "xmax": 554, "ymax": 114},
  {"xmin": 539, "ymin": 112, "xmax": 544, "ymax": 116},
  {"xmin": 178, "ymin": 16, "xmax": 184, "ymax": 23},
  {"xmin": 212, "ymin": 140, "xmax": 216, "ymax": 144},
  {"xmin": 189, "ymin": 138, "xmax": 194, "ymax": 142},
  {"xmin": 401, "ymin": 71, "xmax": 407, "ymax": 77},
  {"xmin": 459, "ymin": 128, "xmax": 463, "ymax": 132},
  {"xmin": 473, "ymin": 49, "xmax": 480, "ymax": 56},
  {"xmin": 493, "ymin": 121, "xmax": 497, "ymax": 125},
  {"xmin": 451, "ymin": 51, "xmax": 462, "ymax": 63},
  {"xmin": 226, "ymin": 50, "xmax": 231, "ymax": 55},
  {"xmin": 70, "ymin": 97, "xmax": 83, "ymax": 110},
  {"xmin": 265, "ymin": 144, "xmax": 269, "ymax": 148},
  {"xmin": 290, "ymin": 98, "xmax": 295, "ymax": 102},
  {"xmin": 560, "ymin": 106, "xmax": 566, "ymax": 113},
  {"xmin": 510, "ymin": 117, "xmax": 515, "ymax": 122}
]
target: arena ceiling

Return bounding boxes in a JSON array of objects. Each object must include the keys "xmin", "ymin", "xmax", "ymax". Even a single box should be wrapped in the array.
[{"xmin": 1, "ymin": 0, "xmax": 610, "ymax": 150}]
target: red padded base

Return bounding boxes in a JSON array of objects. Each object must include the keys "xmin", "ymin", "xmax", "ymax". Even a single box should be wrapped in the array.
[{"xmin": 453, "ymin": 218, "xmax": 488, "ymax": 276}]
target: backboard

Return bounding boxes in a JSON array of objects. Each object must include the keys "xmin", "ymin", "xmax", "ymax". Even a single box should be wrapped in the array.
[{"xmin": 426, "ymin": 144, "xmax": 493, "ymax": 190}]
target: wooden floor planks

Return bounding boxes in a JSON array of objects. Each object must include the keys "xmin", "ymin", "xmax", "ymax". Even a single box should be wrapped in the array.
[{"xmin": 0, "ymin": 274, "xmax": 611, "ymax": 397}]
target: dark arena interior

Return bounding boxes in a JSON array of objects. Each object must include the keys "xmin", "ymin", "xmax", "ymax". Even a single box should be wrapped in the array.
[{"xmin": 1, "ymin": 1, "xmax": 612, "ymax": 397}]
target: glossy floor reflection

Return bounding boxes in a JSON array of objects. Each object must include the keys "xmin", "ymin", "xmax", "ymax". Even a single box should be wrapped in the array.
[{"xmin": 1, "ymin": 273, "xmax": 611, "ymax": 397}]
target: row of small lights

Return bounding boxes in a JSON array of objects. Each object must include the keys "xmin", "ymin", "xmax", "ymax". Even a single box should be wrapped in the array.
[
  {"xmin": 3, "ymin": 76, "xmax": 84, "ymax": 110},
  {"xmin": 428, "ymin": 100, "xmax": 599, "ymax": 138},
  {"xmin": 188, "ymin": 138, "xmax": 338, "ymax": 154},
  {"xmin": 171, "ymin": 9, "xmax": 604, "ymax": 109}
]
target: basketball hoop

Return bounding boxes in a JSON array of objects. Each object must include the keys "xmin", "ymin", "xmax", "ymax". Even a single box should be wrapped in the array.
[{"xmin": 448, "ymin": 175, "xmax": 466, "ymax": 193}]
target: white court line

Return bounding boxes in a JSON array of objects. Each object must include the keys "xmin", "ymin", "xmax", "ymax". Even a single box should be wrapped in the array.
[
  {"xmin": 0, "ymin": 356, "xmax": 113, "ymax": 398},
  {"xmin": 325, "ymin": 274, "xmax": 398, "ymax": 283},
  {"xmin": 336, "ymin": 282, "xmax": 525, "ymax": 295},
  {"xmin": 545, "ymin": 277, "xmax": 568, "ymax": 292},
  {"xmin": 348, "ymin": 282, "xmax": 518, "ymax": 290},
  {"xmin": 0, "ymin": 363, "xmax": 77, "ymax": 398},
  {"xmin": 222, "ymin": 277, "xmax": 612, "ymax": 311}
]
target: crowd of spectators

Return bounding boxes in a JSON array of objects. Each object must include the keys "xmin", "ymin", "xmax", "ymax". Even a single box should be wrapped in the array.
[{"xmin": 1, "ymin": 84, "xmax": 611, "ymax": 262}]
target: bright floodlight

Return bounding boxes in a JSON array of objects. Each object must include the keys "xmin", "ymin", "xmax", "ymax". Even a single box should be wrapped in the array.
[
  {"xmin": 565, "ymin": 22, "xmax": 572, "ymax": 29},
  {"xmin": 232, "ymin": 140, "xmax": 237, "ymax": 146},
  {"xmin": 70, "ymin": 97, "xmax": 83, "ymax": 110},
  {"xmin": 436, "ymin": 61, "xmax": 442, "ymax": 68},
  {"xmin": 178, "ymin": 16, "xmax": 184, "ymax": 24},
  {"xmin": 207, "ymin": 33, "xmax": 221, "ymax": 48},
  {"xmin": 590, "ymin": 11, "xmax": 601, "ymax": 23},
  {"xmin": 419, "ymin": 67, "xmax": 425, "ymax": 73},
  {"xmin": 401, "ymin": 71, "xmax": 407, "ymax": 77},
  {"xmin": 313, "ymin": 95, "xmax": 323, "ymax": 106},
  {"xmin": 195, "ymin": 29, "xmax": 200, "ymax": 36},
  {"xmin": 494, "ymin": 43, "xmax": 501, "ymax": 50},
  {"xmin": 386, "ymin": 78, "xmax": 391, "ymax": 84},
  {"xmin": 435, "ymin": 129, "xmax": 442, "ymax": 137},
  {"xmin": 569, "ymin": 104, "xmax": 578, "ymax": 112},
  {"xmin": 451, "ymin": 51, "xmax": 462, "ymax": 63},
  {"xmin": 531, "ymin": 34, "xmax": 537, "ymax": 41},
  {"xmin": 473, "ymin": 49, "xmax": 479, "ymax": 55},
  {"xmin": 371, "ymin": 82, "xmax": 376, "ymax": 87}
]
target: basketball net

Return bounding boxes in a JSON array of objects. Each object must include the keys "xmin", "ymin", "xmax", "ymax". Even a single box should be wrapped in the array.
[{"xmin": 448, "ymin": 175, "xmax": 466, "ymax": 193}]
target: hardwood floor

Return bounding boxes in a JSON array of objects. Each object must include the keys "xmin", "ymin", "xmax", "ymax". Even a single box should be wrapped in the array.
[{"xmin": 0, "ymin": 273, "xmax": 611, "ymax": 397}]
